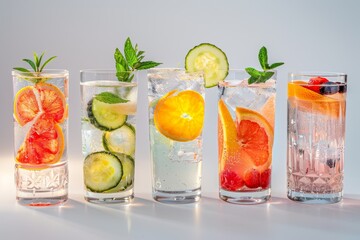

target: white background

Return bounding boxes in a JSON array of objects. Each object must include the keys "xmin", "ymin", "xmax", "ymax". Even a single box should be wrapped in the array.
[{"xmin": 0, "ymin": 1, "xmax": 360, "ymax": 239}]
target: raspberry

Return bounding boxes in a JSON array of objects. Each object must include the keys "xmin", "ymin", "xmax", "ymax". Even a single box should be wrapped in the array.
[
  {"xmin": 220, "ymin": 169, "xmax": 244, "ymax": 191},
  {"xmin": 244, "ymin": 169, "xmax": 260, "ymax": 188},
  {"xmin": 305, "ymin": 76, "xmax": 329, "ymax": 93},
  {"xmin": 260, "ymin": 169, "xmax": 271, "ymax": 189}
]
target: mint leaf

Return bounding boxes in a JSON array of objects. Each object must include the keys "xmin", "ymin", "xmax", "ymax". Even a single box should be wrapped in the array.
[
  {"xmin": 258, "ymin": 46, "xmax": 268, "ymax": 70},
  {"xmin": 116, "ymin": 72, "xmax": 134, "ymax": 82},
  {"xmin": 95, "ymin": 92, "xmax": 129, "ymax": 104},
  {"xmin": 114, "ymin": 37, "xmax": 162, "ymax": 82},
  {"xmin": 246, "ymin": 46, "xmax": 284, "ymax": 84},
  {"xmin": 248, "ymin": 76, "xmax": 259, "ymax": 84},
  {"xmin": 124, "ymin": 38, "xmax": 138, "ymax": 68},
  {"xmin": 258, "ymin": 71, "xmax": 274, "ymax": 83},
  {"xmin": 135, "ymin": 61, "xmax": 162, "ymax": 70},
  {"xmin": 269, "ymin": 62, "xmax": 284, "ymax": 69},
  {"xmin": 245, "ymin": 67, "xmax": 261, "ymax": 77},
  {"xmin": 115, "ymin": 48, "xmax": 128, "ymax": 69}
]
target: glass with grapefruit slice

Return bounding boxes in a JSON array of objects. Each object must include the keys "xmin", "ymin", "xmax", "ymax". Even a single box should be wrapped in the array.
[
  {"xmin": 148, "ymin": 69, "xmax": 205, "ymax": 203},
  {"xmin": 13, "ymin": 69, "xmax": 69, "ymax": 206},
  {"xmin": 218, "ymin": 70, "xmax": 276, "ymax": 204},
  {"xmin": 287, "ymin": 72, "xmax": 347, "ymax": 203}
]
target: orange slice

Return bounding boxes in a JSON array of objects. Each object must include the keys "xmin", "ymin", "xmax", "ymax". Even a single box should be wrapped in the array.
[
  {"xmin": 288, "ymin": 81, "xmax": 345, "ymax": 118},
  {"xmin": 154, "ymin": 90, "xmax": 204, "ymax": 142},
  {"xmin": 36, "ymin": 83, "xmax": 67, "ymax": 123},
  {"xmin": 16, "ymin": 114, "xmax": 65, "ymax": 165},
  {"xmin": 14, "ymin": 86, "xmax": 40, "ymax": 126},
  {"xmin": 218, "ymin": 100, "xmax": 273, "ymax": 179}
]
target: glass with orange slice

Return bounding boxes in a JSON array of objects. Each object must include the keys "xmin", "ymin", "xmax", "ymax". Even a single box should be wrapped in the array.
[
  {"xmin": 218, "ymin": 70, "xmax": 276, "ymax": 204},
  {"xmin": 287, "ymin": 72, "xmax": 347, "ymax": 203},
  {"xmin": 13, "ymin": 69, "xmax": 69, "ymax": 206},
  {"xmin": 148, "ymin": 69, "xmax": 205, "ymax": 203}
]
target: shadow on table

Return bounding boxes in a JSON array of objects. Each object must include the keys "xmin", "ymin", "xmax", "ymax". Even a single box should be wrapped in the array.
[{"xmin": 26, "ymin": 194, "xmax": 360, "ymax": 239}]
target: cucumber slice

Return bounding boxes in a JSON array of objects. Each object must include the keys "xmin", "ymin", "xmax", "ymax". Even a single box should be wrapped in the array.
[
  {"xmin": 84, "ymin": 151, "xmax": 123, "ymax": 192},
  {"xmin": 185, "ymin": 43, "xmax": 229, "ymax": 88},
  {"xmin": 87, "ymin": 98, "xmax": 127, "ymax": 131},
  {"xmin": 103, "ymin": 123, "xmax": 136, "ymax": 156},
  {"xmin": 104, "ymin": 154, "xmax": 134, "ymax": 193}
]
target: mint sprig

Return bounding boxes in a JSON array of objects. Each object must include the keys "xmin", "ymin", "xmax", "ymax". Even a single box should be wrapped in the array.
[
  {"xmin": 95, "ymin": 92, "xmax": 129, "ymax": 104},
  {"xmin": 245, "ymin": 46, "xmax": 284, "ymax": 84},
  {"xmin": 114, "ymin": 37, "xmax": 161, "ymax": 82}
]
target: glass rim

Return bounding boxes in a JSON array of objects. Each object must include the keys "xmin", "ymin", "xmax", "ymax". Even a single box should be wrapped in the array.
[
  {"xmin": 12, "ymin": 69, "xmax": 69, "ymax": 78},
  {"xmin": 80, "ymin": 69, "xmax": 135, "ymax": 74},
  {"xmin": 289, "ymin": 71, "xmax": 347, "ymax": 78},
  {"xmin": 147, "ymin": 68, "xmax": 204, "ymax": 80},
  {"xmin": 147, "ymin": 67, "xmax": 203, "ymax": 74}
]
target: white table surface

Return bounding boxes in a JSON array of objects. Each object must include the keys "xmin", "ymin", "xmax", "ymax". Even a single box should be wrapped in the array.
[{"xmin": 0, "ymin": 159, "xmax": 359, "ymax": 240}]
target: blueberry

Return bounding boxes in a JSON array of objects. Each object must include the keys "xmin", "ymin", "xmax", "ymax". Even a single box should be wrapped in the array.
[
  {"xmin": 326, "ymin": 159, "xmax": 336, "ymax": 168},
  {"xmin": 336, "ymin": 82, "xmax": 347, "ymax": 93},
  {"xmin": 319, "ymin": 82, "xmax": 339, "ymax": 95}
]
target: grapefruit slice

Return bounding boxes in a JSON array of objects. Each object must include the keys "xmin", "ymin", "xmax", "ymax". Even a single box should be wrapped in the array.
[
  {"xmin": 14, "ymin": 86, "xmax": 40, "ymax": 126},
  {"xmin": 260, "ymin": 95, "xmax": 275, "ymax": 129},
  {"xmin": 16, "ymin": 114, "xmax": 65, "ymax": 165},
  {"xmin": 36, "ymin": 83, "xmax": 66, "ymax": 123},
  {"xmin": 235, "ymin": 107, "xmax": 274, "ymax": 167},
  {"xmin": 288, "ymin": 81, "xmax": 345, "ymax": 118},
  {"xmin": 154, "ymin": 90, "xmax": 205, "ymax": 142}
]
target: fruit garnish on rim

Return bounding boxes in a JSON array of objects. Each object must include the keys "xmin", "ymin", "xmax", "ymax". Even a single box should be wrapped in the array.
[
  {"xmin": 185, "ymin": 43, "xmax": 229, "ymax": 88},
  {"xmin": 13, "ymin": 52, "xmax": 57, "ymax": 83},
  {"xmin": 245, "ymin": 46, "xmax": 284, "ymax": 84}
]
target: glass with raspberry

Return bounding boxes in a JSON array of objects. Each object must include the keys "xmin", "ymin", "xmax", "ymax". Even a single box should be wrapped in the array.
[
  {"xmin": 218, "ymin": 70, "xmax": 275, "ymax": 204},
  {"xmin": 288, "ymin": 72, "xmax": 347, "ymax": 203}
]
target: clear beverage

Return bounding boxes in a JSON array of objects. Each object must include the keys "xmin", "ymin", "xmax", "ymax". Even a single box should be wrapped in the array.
[
  {"xmin": 287, "ymin": 72, "xmax": 347, "ymax": 203},
  {"xmin": 80, "ymin": 70, "xmax": 137, "ymax": 203},
  {"xmin": 148, "ymin": 69, "xmax": 204, "ymax": 203},
  {"xmin": 13, "ymin": 70, "xmax": 69, "ymax": 206},
  {"xmin": 218, "ymin": 70, "xmax": 276, "ymax": 204}
]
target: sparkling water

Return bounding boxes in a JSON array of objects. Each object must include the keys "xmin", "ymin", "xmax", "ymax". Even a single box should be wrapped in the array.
[
  {"xmin": 148, "ymin": 69, "xmax": 204, "ymax": 202},
  {"xmin": 13, "ymin": 70, "xmax": 69, "ymax": 206},
  {"xmin": 287, "ymin": 88, "xmax": 346, "ymax": 202},
  {"xmin": 80, "ymin": 80, "xmax": 137, "ymax": 202}
]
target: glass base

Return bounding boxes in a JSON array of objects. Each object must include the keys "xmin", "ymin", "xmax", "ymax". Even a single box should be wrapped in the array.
[
  {"xmin": 219, "ymin": 188, "xmax": 271, "ymax": 204},
  {"xmin": 15, "ymin": 162, "xmax": 68, "ymax": 207},
  {"xmin": 17, "ymin": 195, "xmax": 68, "ymax": 207},
  {"xmin": 287, "ymin": 189, "xmax": 343, "ymax": 204},
  {"xmin": 85, "ymin": 188, "xmax": 134, "ymax": 204},
  {"xmin": 153, "ymin": 188, "xmax": 201, "ymax": 204}
]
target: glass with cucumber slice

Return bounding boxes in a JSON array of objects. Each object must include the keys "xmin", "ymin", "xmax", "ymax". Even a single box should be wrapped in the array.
[
  {"xmin": 80, "ymin": 70, "xmax": 137, "ymax": 203},
  {"xmin": 80, "ymin": 37, "xmax": 160, "ymax": 203}
]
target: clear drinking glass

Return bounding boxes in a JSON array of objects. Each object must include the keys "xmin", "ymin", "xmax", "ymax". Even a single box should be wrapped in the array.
[
  {"xmin": 148, "ymin": 68, "xmax": 205, "ymax": 203},
  {"xmin": 13, "ymin": 69, "xmax": 69, "ymax": 206},
  {"xmin": 80, "ymin": 70, "xmax": 137, "ymax": 203},
  {"xmin": 218, "ymin": 70, "xmax": 276, "ymax": 204},
  {"xmin": 287, "ymin": 72, "xmax": 347, "ymax": 203}
]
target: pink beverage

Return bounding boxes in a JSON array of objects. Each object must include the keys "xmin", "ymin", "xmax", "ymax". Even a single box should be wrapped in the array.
[{"xmin": 287, "ymin": 73, "xmax": 347, "ymax": 203}]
